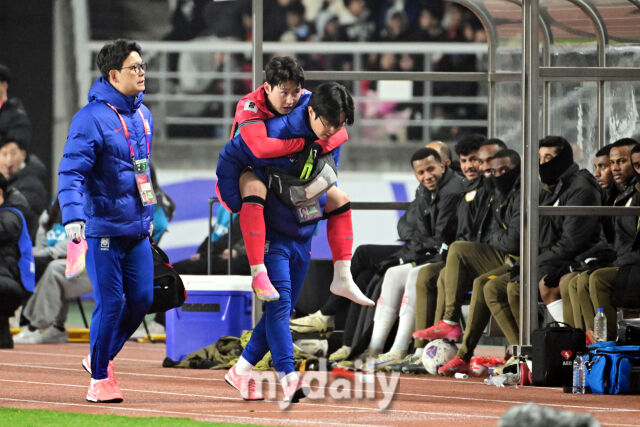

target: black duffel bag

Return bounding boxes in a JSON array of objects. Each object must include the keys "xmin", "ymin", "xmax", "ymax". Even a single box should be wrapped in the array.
[
  {"xmin": 532, "ymin": 322, "xmax": 585, "ymax": 388},
  {"xmin": 148, "ymin": 243, "xmax": 186, "ymax": 314}
]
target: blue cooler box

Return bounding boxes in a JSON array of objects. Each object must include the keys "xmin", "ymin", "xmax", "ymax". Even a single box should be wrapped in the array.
[{"xmin": 166, "ymin": 275, "xmax": 253, "ymax": 361}]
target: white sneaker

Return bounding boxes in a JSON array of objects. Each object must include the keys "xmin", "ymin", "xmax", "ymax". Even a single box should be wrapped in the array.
[
  {"xmin": 13, "ymin": 328, "xmax": 44, "ymax": 344},
  {"xmin": 40, "ymin": 327, "xmax": 68, "ymax": 343},
  {"xmin": 290, "ymin": 310, "xmax": 335, "ymax": 334},
  {"xmin": 328, "ymin": 345, "xmax": 351, "ymax": 362},
  {"xmin": 366, "ymin": 349, "xmax": 407, "ymax": 371}
]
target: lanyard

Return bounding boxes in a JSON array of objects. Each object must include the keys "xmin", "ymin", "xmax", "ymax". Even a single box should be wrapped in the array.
[{"xmin": 105, "ymin": 102, "xmax": 150, "ymax": 161}]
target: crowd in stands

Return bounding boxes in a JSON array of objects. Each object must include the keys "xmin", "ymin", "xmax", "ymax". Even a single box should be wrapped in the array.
[
  {"xmin": 92, "ymin": 0, "xmax": 488, "ymax": 142},
  {"xmin": 291, "ymin": 132, "xmax": 640, "ymax": 376}
]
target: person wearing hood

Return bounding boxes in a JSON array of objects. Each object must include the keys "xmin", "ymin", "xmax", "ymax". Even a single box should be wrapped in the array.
[
  {"xmin": 0, "ymin": 137, "xmax": 48, "ymax": 239},
  {"xmin": 57, "ymin": 40, "xmax": 154, "ymax": 404},
  {"xmin": 587, "ymin": 138, "xmax": 640, "ymax": 340}
]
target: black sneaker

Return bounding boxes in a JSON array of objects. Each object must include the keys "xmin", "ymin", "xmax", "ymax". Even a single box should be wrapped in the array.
[{"xmin": 401, "ymin": 354, "xmax": 427, "ymax": 374}]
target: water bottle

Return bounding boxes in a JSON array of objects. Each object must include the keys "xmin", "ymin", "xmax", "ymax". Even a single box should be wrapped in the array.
[
  {"xmin": 594, "ymin": 308, "xmax": 607, "ymax": 342},
  {"xmin": 572, "ymin": 353, "xmax": 585, "ymax": 394}
]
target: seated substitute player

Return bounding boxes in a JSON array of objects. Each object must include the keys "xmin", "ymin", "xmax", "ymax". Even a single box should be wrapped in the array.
[
  {"xmin": 217, "ymin": 82, "xmax": 366, "ymax": 402},
  {"xmin": 220, "ymin": 56, "xmax": 367, "ymax": 306}
]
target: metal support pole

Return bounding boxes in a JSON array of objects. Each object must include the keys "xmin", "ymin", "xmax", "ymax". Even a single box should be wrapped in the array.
[
  {"xmin": 519, "ymin": 0, "xmax": 540, "ymax": 354},
  {"xmin": 252, "ymin": 0, "xmax": 263, "ymax": 88}
]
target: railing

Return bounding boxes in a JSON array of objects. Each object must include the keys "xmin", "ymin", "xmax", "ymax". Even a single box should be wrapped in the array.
[{"xmin": 79, "ymin": 40, "xmax": 489, "ymax": 146}]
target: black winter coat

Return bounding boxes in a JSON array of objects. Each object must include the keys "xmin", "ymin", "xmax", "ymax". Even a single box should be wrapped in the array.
[
  {"xmin": 611, "ymin": 179, "xmax": 640, "ymax": 267},
  {"xmin": 396, "ymin": 167, "xmax": 464, "ymax": 263},
  {"xmin": 7, "ymin": 154, "xmax": 48, "ymax": 238},
  {"xmin": 0, "ymin": 97, "xmax": 31, "ymax": 144},
  {"xmin": 537, "ymin": 163, "xmax": 602, "ymax": 279},
  {"xmin": 456, "ymin": 176, "xmax": 495, "ymax": 243},
  {"xmin": 488, "ymin": 175, "xmax": 521, "ymax": 256}
]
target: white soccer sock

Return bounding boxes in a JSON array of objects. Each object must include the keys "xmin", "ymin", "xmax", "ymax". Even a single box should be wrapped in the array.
[
  {"xmin": 329, "ymin": 260, "xmax": 374, "ymax": 306},
  {"xmin": 392, "ymin": 298, "xmax": 415, "ymax": 353},
  {"xmin": 280, "ymin": 371, "xmax": 298, "ymax": 388},
  {"xmin": 370, "ymin": 304, "xmax": 398, "ymax": 352},
  {"xmin": 546, "ymin": 299, "xmax": 563, "ymax": 322},
  {"xmin": 414, "ymin": 347, "xmax": 424, "ymax": 357},
  {"xmin": 235, "ymin": 356, "xmax": 253, "ymax": 375},
  {"xmin": 250, "ymin": 264, "xmax": 267, "ymax": 279}
]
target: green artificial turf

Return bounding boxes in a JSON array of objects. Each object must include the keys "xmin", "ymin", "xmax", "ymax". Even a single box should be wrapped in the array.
[{"xmin": 0, "ymin": 407, "xmax": 261, "ymax": 426}]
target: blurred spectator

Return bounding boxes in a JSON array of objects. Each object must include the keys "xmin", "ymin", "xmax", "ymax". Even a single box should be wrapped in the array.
[
  {"xmin": 264, "ymin": 0, "xmax": 299, "ymax": 41},
  {"xmin": 339, "ymin": 0, "xmax": 376, "ymax": 42},
  {"xmin": 0, "ymin": 137, "xmax": 47, "ymax": 239},
  {"xmin": 280, "ymin": 1, "xmax": 315, "ymax": 42},
  {"xmin": 32, "ymin": 199, "xmax": 66, "ymax": 282},
  {"xmin": 409, "ymin": 7, "xmax": 445, "ymax": 41},
  {"xmin": 0, "ymin": 65, "xmax": 31, "ymax": 150},
  {"xmin": 0, "ymin": 174, "xmax": 32, "ymax": 349},
  {"xmin": 378, "ymin": 9, "xmax": 410, "ymax": 42}
]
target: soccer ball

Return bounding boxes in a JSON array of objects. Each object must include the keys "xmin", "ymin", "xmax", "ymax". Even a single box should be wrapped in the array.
[
  {"xmin": 421, "ymin": 339, "xmax": 458, "ymax": 375},
  {"xmin": 294, "ymin": 339, "xmax": 328, "ymax": 358}
]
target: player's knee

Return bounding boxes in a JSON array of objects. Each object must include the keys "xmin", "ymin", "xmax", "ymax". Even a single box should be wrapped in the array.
[
  {"xmin": 325, "ymin": 187, "xmax": 350, "ymax": 213},
  {"xmin": 239, "ymin": 172, "xmax": 267, "ymax": 198}
]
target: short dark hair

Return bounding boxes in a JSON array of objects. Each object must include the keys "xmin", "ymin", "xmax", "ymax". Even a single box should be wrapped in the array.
[
  {"xmin": 0, "ymin": 64, "xmax": 11, "ymax": 84},
  {"xmin": 455, "ymin": 134, "xmax": 486, "ymax": 156},
  {"xmin": 411, "ymin": 147, "xmax": 441, "ymax": 165},
  {"xmin": 631, "ymin": 144, "xmax": 640, "ymax": 156},
  {"xmin": 0, "ymin": 173, "xmax": 7, "ymax": 194},
  {"xmin": 595, "ymin": 144, "xmax": 613, "ymax": 157},
  {"xmin": 309, "ymin": 82, "xmax": 354, "ymax": 127},
  {"xmin": 539, "ymin": 135, "xmax": 571, "ymax": 155},
  {"xmin": 0, "ymin": 136, "xmax": 26, "ymax": 151},
  {"xmin": 96, "ymin": 39, "xmax": 142, "ymax": 81},
  {"xmin": 610, "ymin": 137, "xmax": 639, "ymax": 150},
  {"xmin": 492, "ymin": 148, "xmax": 521, "ymax": 169},
  {"xmin": 480, "ymin": 138, "xmax": 507, "ymax": 149},
  {"xmin": 265, "ymin": 56, "xmax": 305, "ymax": 88}
]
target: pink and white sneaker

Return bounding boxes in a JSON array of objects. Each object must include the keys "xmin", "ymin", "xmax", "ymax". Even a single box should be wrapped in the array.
[
  {"xmin": 283, "ymin": 377, "xmax": 310, "ymax": 403},
  {"xmin": 86, "ymin": 379, "xmax": 123, "ymax": 403},
  {"xmin": 225, "ymin": 365, "xmax": 264, "ymax": 401},
  {"xmin": 252, "ymin": 271, "xmax": 280, "ymax": 302},
  {"xmin": 412, "ymin": 320, "xmax": 462, "ymax": 341},
  {"xmin": 82, "ymin": 354, "xmax": 117, "ymax": 386}
]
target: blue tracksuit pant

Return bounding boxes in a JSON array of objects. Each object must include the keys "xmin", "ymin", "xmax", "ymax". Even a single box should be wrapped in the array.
[
  {"xmin": 86, "ymin": 236, "xmax": 153, "ymax": 379},
  {"xmin": 241, "ymin": 230, "xmax": 312, "ymax": 377}
]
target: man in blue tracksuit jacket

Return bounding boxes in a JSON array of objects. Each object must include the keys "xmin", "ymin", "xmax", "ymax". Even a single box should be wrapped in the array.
[
  {"xmin": 218, "ymin": 82, "xmax": 354, "ymax": 404},
  {"xmin": 57, "ymin": 40, "xmax": 153, "ymax": 404}
]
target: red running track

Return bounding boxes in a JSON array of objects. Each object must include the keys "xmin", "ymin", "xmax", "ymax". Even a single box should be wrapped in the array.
[{"xmin": 1, "ymin": 342, "xmax": 639, "ymax": 426}]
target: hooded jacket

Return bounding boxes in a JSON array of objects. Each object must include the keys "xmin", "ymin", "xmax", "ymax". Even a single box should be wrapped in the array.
[
  {"xmin": 396, "ymin": 167, "xmax": 464, "ymax": 262},
  {"xmin": 57, "ymin": 77, "xmax": 153, "ymax": 238},
  {"xmin": 0, "ymin": 97, "xmax": 31, "ymax": 145},
  {"xmin": 537, "ymin": 163, "xmax": 602, "ymax": 279},
  {"xmin": 7, "ymin": 154, "xmax": 48, "ymax": 237}
]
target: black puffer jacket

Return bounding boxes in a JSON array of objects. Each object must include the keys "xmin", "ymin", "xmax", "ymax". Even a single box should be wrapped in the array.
[
  {"xmin": 611, "ymin": 178, "xmax": 640, "ymax": 267},
  {"xmin": 456, "ymin": 176, "xmax": 495, "ymax": 243},
  {"xmin": 396, "ymin": 167, "xmax": 464, "ymax": 262},
  {"xmin": 537, "ymin": 163, "xmax": 602, "ymax": 279},
  {"xmin": 488, "ymin": 175, "xmax": 521, "ymax": 256},
  {"xmin": 0, "ymin": 97, "xmax": 31, "ymax": 144},
  {"xmin": 0, "ymin": 188, "xmax": 32, "ymax": 315},
  {"xmin": 7, "ymin": 154, "xmax": 48, "ymax": 238}
]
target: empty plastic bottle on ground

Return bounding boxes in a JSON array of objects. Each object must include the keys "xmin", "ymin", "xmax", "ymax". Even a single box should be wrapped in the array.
[
  {"xmin": 572, "ymin": 353, "xmax": 585, "ymax": 394},
  {"xmin": 594, "ymin": 308, "xmax": 607, "ymax": 342}
]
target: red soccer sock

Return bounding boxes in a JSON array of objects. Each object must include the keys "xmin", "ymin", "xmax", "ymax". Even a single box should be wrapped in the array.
[
  {"xmin": 239, "ymin": 196, "xmax": 266, "ymax": 266},
  {"xmin": 326, "ymin": 205, "xmax": 353, "ymax": 263}
]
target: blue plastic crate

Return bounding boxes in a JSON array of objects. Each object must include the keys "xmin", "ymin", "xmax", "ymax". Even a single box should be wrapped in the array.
[{"xmin": 166, "ymin": 275, "xmax": 253, "ymax": 361}]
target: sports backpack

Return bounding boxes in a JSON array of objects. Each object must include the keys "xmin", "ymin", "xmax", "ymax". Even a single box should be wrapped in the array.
[{"xmin": 0, "ymin": 207, "xmax": 35, "ymax": 292}]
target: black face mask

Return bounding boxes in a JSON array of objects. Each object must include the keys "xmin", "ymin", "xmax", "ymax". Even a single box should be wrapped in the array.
[
  {"xmin": 539, "ymin": 147, "xmax": 573, "ymax": 185},
  {"xmin": 492, "ymin": 167, "xmax": 520, "ymax": 194}
]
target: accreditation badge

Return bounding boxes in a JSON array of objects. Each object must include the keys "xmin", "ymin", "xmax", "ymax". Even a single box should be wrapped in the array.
[
  {"xmin": 296, "ymin": 200, "xmax": 322, "ymax": 223},
  {"xmin": 134, "ymin": 159, "xmax": 157, "ymax": 206}
]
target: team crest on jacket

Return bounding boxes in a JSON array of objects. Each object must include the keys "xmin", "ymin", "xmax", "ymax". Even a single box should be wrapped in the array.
[
  {"xmin": 244, "ymin": 101, "xmax": 258, "ymax": 113},
  {"xmin": 465, "ymin": 190, "xmax": 477, "ymax": 202}
]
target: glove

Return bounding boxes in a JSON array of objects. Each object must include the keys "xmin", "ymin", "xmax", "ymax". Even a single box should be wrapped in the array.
[
  {"xmin": 65, "ymin": 221, "xmax": 85, "ymax": 243},
  {"xmin": 294, "ymin": 141, "xmax": 322, "ymax": 179}
]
